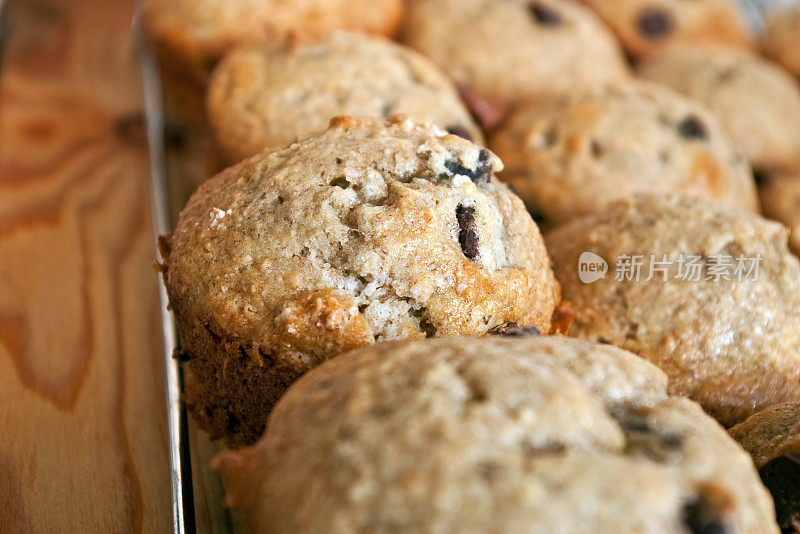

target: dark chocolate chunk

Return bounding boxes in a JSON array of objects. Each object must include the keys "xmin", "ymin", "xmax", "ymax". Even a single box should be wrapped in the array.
[
  {"xmin": 444, "ymin": 148, "xmax": 493, "ymax": 185},
  {"xmin": 488, "ymin": 322, "xmax": 541, "ymax": 336},
  {"xmin": 528, "ymin": 2, "xmax": 562, "ymax": 26},
  {"xmin": 658, "ymin": 432, "xmax": 684, "ymax": 448},
  {"xmin": 678, "ymin": 115, "xmax": 709, "ymax": 140},
  {"xmin": 622, "ymin": 419, "xmax": 653, "ymax": 433},
  {"xmin": 591, "ymin": 139, "xmax": 604, "ymax": 158},
  {"xmin": 456, "ymin": 205, "xmax": 479, "ymax": 259},
  {"xmin": 410, "ymin": 308, "xmax": 438, "ymax": 338},
  {"xmin": 683, "ymin": 493, "xmax": 733, "ymax": 534},
  {"xmin": 446, "ymin": 124, "xmax": 475, "ymax": 142},
  {"xmin": 759, "ymin": 455, "xmax": 800, "ymax": 533},
  {"xmin": 637, "ymin": 8, "xmax": 674, "ymax": 39}
]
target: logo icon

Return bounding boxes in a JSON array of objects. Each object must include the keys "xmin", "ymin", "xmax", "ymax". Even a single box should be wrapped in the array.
[{"xmin": 578, "ymin": 252, "xmax": 607, "ymax": 283}]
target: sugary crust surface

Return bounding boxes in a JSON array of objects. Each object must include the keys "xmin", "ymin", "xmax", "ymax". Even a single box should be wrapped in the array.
[
  {"xmin": 729, "ymin": 402, "xmax": 800, "ymax": 533},
  {"xmin": 582, "ymin": 0, "xmax": 754, "ymax": 59},
  {"xmin": 141, "ymin": 0, "xmax": 403, "ymax": 81},
  {"xmin": 639, "ymin": 45, "xmax": 800, "ymax": 170},
  {"xmin": 490, "ymin": 80, "xmax": 757, "ymax": 226},
  {"xmin": 729, "ymin": 402, "xmax": 800, "ymax": 469},
  {"xmin": 163, "ymin": 116, "xmax": 559, "ymax": 445},
  {"xmin": 208, "ymin": 33, "xmax": 482, "ymax": 164},
  {"xmin": 545, "ymin": 193, "xmax": 800, "ymax": 427},
  {"xmin": 213, "ymin": 336, "xmax": 777, "ymax": 533},
  {"xmin": 402, "ymin": 0, "xmax": 629, "ymax": 107}
]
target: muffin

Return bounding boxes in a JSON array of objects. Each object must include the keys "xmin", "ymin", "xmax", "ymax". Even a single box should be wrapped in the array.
[
  {"xmin": 161, "ymin": 116, "xmax": 560, "ymax": 445},
  {"xmin": 402, "ymin": 0, "xmax": 629, "ymax": 113},
  {"xmin": 208, "ymin": 33, "xmax": 482, "ymax": 165},
  {"xmin": 639, "ymin": 45, "xmax": 800, "ymax": 170},
  {"xmin": 763, "ymin": 6, "xmax": 800, "ymax": 78},
  {"xmin": 213, "ymin": 336, "xmax": 778, "ymax": 533},
  {"xmin": 581, "ymin": 0, "xmax": 753, "ymax": 60},
  {"xmin": 758, "ymin": 166, "xmax": 800, "ymax": 257},
  {"xmin": 545, "ymin": 193, "xmax": 800, "ymax": 427},
  {"xmin": 490, "ymin": 81, "xmax": 757, "ymax": 226},
  {"xmin": 729, "ymin": 403, "xmax": 800, "ymax": 533},
  {"xmin": 140, "ymin": 0, "xmax": 403, "ymax": 83}
]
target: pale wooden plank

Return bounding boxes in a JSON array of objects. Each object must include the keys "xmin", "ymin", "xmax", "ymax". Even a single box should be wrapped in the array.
[{"xmin": 0, "ymin": 0, "xmax": 171, "ymax": 531}]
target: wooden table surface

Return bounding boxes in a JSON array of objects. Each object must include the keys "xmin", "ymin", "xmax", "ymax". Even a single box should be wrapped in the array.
[{"xmin": 0, "ymin": 0, "xmax": 172, "ymax": 531}]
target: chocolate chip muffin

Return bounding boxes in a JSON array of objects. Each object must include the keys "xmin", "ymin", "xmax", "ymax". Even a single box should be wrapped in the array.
[
  {"xmin": 208, "ymin": 32, "xmax": 482, "ymax": 165},
  {"xmin": 161, "ymin": 116, "xmax": 560, "ymax": 446},
  {"xmin": 581, "ymin": 0, "xmax": 753, "ymax": 60},
  {"xmin": 729, "ymin": 403, "xmax": 800, "ymax": 533},
  {"xmin": 545, "ymin": 193, "xmax": 800, "ymax": 427},
  {"xmin": 141, "ymin": 0, "xmax": 403, "ymax": 83},
  {"xmin": 758, "ymin": 166, "xmax": 800, "ymax": 257},
  {"xmin": 490, "ymin": 81, "xmax": 757, "ymax": 226},
  {"xmin": 212, "ymin": 336, "xmax": 778, "ymax": 533},
  {"xmin": 763, "ymin": 6, "xmax": 800, "ymax": 79},
  {"xmin": 402, "ymin": 0, "xmax": 629, "ymax": 112},
  {"xmin": 639, "ymin": 45, "xmax": 800, "ymax": 171}
]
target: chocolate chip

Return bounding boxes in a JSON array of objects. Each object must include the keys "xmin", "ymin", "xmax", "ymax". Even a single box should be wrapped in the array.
[
  {"xmin": 759, "ymin": 456, "xmax": 800, "ymax": 532},
  {"xmin": 446, "ymin": 124, "xmax": 474, "ymax": 142},
  {"xmin": 590, "ymin": 140, "xmax": 604, "ymax": 158},
  {"xmin": 456, "ymin": 205, "xmax": 479, "ymax": 259},
  {"xmin": 717, "ymin": 67, "xmax": 736, "ymax": 84},
  {"xmin": 528, "ymin": 1, "xmax": 562, "ymax": 26},
  {"xmin": 335, "ymin": 157, "xmax": 343, "ymax": 164},
  {"xmin": 521, "ymin": 440, "xmax": 565, "ymax": 456},
  {"xmin": 678, "ymin": 115, "xmax": 708, "ymax": 140},
  {"xmin": 659, "ymin": 433, "xmax": 684, "ymax": 448},
  {"xmin": 622, "ymin": 419, "xmax": 653, "ymax": 433},
  {"xmin": 410, "ymin": 308, "xmax": 438, "ymax": 338},
  {"xmin": 752, "ymin": 168, "xmax": 767, "ymax": 186},
  {"xmin": 488, "ymin": 322, "xmax": 541, "ymax": 336},
  {"xmin": 637, "ymin": 8, "xmax": 674, "ymax": 39},
  {"xmin": 444, "ymin": 149, "xmax": 493, "ymax": 185},
  {"xmin": 683, "ymin": 492, "xmax": 733, "ymax": 534}
]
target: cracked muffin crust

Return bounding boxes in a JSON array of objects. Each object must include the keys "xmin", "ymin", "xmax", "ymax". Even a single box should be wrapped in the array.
[
  {"xmin": 212, "ymin": 336, "xmax": 778, "ymax": 533},
  {"xmin": 141, "ymin": 0, "xmax": 403, "ymax": 82},
  {"xmin": 758, "ymin": 167, "xmax": 800, "ymax": 257},
  {"xmin": 490, "ymin": 80, "xmax": 757, "ymax": 226},
  {"xmin": 729, "ymin": 403, "xmax": 800, "ymax": 533},
  {"xmin": 639, "ymin": 46, "xmax": 800, "ymax": 170},
  {"xmin": 161, "ymin": 116, "xmax": 560, "ymax": 446},
  {"xmin": 763, "ymin": 6, "xmax": 800, "ymax": 79},
  {"xmin": 402, "ymin": 0, "xmax": 629, "ymax": 110},
  {"xmin": 208, "ymin": 32, "xmax": 482, "ymax": 165},
  {"xmin": 581, "ymin": 0, "xmax": 753, "ymax": 60},
  {"xmin": 545, "ymin": 194, "xmax": 800, "ymax": 427}
]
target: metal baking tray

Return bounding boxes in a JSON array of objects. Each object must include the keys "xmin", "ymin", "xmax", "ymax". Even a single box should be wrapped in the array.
[{"xmin": 137, "ymin": 2, "xmax": 794, "ymax": 532}]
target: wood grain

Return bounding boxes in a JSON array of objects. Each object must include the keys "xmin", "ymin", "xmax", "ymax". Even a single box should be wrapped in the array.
[{"xmin": 0, "ymin": 0, "xmax": 171, "ymax": 531}]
